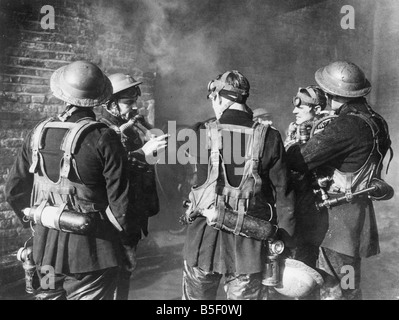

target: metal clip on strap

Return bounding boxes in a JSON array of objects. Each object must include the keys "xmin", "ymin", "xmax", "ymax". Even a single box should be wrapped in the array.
[
  {"xmin": 345, "ymin": 173, "xmax": 353, "ymax": 202},
  {"xmin": 215, "ymin": 196, "xmax": 226, "ymax": 230},
  {"xmin": 34, "ymin": 200, "xmax": 48, "ymax": 225},
  {"xmin": 54, "ymin": 203, "xmax": 67, "ymax": 231},
  {"xmin": 60, "ymin": 120, "xmax": 98, "ymax": 178},
  {"xmin": 29, "ymin": 150, "xmax": 39, "ymax": 174},
  {"xmin": 233, "ymin": 201, "xmax": 246, "ymax": 236},
  {"xmin": 29, "ymin": 118, "xmax": 54, "ymax": 173}
]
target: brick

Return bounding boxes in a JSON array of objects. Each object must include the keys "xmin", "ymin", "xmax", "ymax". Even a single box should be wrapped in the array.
[
  {"xmin": 0, "ymin": 228, "xmax": 17, "ymax": 239},
  {"xmin": 0, "ymin": 150, "xmax": 20, "ymax": 163},
  {"xmin": 17, "ymin": 95, "xmax": 31, "ymax": 103},
  {"xmin": 0, "ymin": 219, "xmax": 12, "ymax": 230},
  {"xmin": 139, "ymin": 84, "xmax": 153, "ymax": 93},
  {"xmin": 42, "ymin": 60, "xmax": 69, "ymax": 70},
  {"xmin": 0, "ymin": 211, "xmax": 15, "ymax": 220},
  {"xmin": 20, "ymin": 77, "xmax": 49, "ymax": 86},
  {"xmin": 0, "ymin": 112, "xmax": 22, "ymax": 121},
  {"xmin": 31, "ymin": 95, "xmax": 46, "ymax": 103},
  {"xmin": 0, "ymin": 138, "xmax": 24, "ymax": 148},
  {"xmin": 46, "ymin": 96, "xmax": 63, "ymax": 104},
  {"xmin": 20, "ymin": 30, "xmax": 62, "ymax": 43},
  {"xmin": 143, "ymin": 72, "xmax": 156, "ymax": 80},
  {"xmin": 22, "ymin": 85, "xmax": 50, "ymax": 94},
  {"xmin": 11, "ymin": 217, "xmax": 22, "ymax": 229},
  {"xmin": 2, "ymin": 84, "xmax": 22, "ymax": 92}
]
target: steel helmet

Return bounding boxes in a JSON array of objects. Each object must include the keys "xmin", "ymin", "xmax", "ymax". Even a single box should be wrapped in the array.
[
  {"xmin": 315, "ymin": 61, "xmax": 371, "ymax": 98},
  {"xmin": 109, "ymin": 73, "xmax": 142, "ymax": 96},
  {"xmin": 252, "ymin": 108, "xmax": 270, "ymax": 118},
  {"xmin": 274, "ymin": 258, "xmax": 324, "ymax": 299},
  {"xmin": 50, "ymin": 60, "xmax": 112, "ymax": 107}
]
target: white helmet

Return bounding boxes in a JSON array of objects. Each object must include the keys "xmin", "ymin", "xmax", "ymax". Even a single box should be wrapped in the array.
[{"xmin": 274, "ymin": 258, "xmax": 324, "ymax": 299}]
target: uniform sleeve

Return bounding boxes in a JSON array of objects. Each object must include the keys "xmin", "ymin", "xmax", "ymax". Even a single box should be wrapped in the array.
[
  {"xmin": 266, "ymin": 129, "xmax": 296, "ymax": 248},
  {"xmin": 5, "ymin": 131, "xmax": 34, "ymax": 228},
  {"xmin": 97, "ymin": 129, "xmax": 141, "ymax": 246},
  {"xmin": 286, "ymin": 116, "xmax": 361, "ymax": 172}
]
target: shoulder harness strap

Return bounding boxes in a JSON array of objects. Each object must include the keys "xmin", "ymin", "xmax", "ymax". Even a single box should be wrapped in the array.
[
  {"xmin": 348, "ymin": 109, "xmax": 393, "ymax": 174},
  {"xmin": 30, "ymin": 117, "xmax": 107, "ymax": 180},
  {"xmin": 29, "ymin": 117, "xmax": 56, "ymax": 173},
  {"xmin": 59, "ymin": 118, "xmax": 108, "ymax": 179}
]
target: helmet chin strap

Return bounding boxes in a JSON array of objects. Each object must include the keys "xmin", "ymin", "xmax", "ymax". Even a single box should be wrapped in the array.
[
  {"xmin": 58, "ymin": 104, "xmax": 80, "ymax": 121},
  {"xmin": 105, "ymin": 100, "xmax": 122, "ymax": 118}
]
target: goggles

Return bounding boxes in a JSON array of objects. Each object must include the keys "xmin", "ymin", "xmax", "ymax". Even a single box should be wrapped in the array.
[
  {"xmin": 292, "ymin": 86, "xmax": 320, "ymax": 107},
  {"xmin": 207, "ymin": 71, "xmax": 248, "ymax": 103}
]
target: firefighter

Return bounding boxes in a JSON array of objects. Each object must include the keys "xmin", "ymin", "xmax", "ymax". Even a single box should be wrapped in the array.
[
  {"xmin": 286, "ymin": 61, "xmax": 392, "ymax": 300},
  {"xmin": 282, "ymin": 86, "xmax": 329, "ymax": 299},
  {"xmin": 182, "ymin": 70, "xmax": 295, "ymax": 300},
  {"xmin": 284, "ymin": 86, "xmax": 328, "ymax": 148},
  {"xmin": 99, "ymin": 72, "xmax": 166, "ymax": 299},
  {"xmin": 5, "ymin": 61, "xmax": 164, "ymax": 300}
]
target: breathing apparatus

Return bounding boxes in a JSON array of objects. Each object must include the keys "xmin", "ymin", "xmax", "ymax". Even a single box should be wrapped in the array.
[
  {"xmin": 181, "ymin": 200, "xmax": 285, "ymax": 287},
  {"xmin": 17, "ymin": 236, "xmax": 37, "ymax": 294},
  {"xmin": 106, "ymin": 86, "xmax": 141, "ymax": 120},
  {"xmin": 307, "ymin": 108, "xmax": 393, "ymax": 209}
]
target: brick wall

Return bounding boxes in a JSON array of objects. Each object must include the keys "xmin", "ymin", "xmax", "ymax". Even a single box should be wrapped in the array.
[{"xmin": 0, "ymin": 0, "xmax": 156, "ymax": 287}]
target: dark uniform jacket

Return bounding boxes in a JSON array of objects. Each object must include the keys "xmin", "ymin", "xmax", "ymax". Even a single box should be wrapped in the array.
[
  {"xmin": 5, "ymin": 109, "xmax": 140, "ymax": 274},
  {"xmin": 184, "ymin": 109, "xmax": 295, "ymax": 275},
  {"xmin": 287, "ymin": 98, "xmax": 391, "ymax": 258},
  {"xmin": 99, "ymin": 111, "xmax": 160, "ymax": 239}
]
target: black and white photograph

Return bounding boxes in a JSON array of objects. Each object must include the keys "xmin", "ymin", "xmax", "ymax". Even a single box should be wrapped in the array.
[{"xmin": 0, "ymin": 0, "xmax": 398, "ymax": 307}]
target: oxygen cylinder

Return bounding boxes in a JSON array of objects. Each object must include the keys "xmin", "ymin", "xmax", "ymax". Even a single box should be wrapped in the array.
[
  {"xmin": 202, "ymin": 207, "xmax": 275, "ymax": 241},
  {"xmin": 23, "ymin": 206, "xmax": 96, "ymax": 235},
  {"xmin": 17, "ymin": 246, "xmax": 36, "ymax": 293}
]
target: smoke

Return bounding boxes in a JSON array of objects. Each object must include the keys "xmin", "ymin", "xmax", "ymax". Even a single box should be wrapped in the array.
[{"xmin": 138, "ymin": 0, "xmax": 262, "ymax": 124}]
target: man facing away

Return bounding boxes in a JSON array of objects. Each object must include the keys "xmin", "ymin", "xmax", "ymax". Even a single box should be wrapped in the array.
[
  {"xmin": 181, "ymin": 70, "xmax": 295, "ymax": 300},
  {"xmin": 5, "ymin": 61, "xmax": 164, "ymax": 300}
]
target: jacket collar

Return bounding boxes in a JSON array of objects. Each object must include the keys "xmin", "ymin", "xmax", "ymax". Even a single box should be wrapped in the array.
[
  {"xmin": 101, "ymin": 108, "xmax": 127, "ymax": 126},
  {"xmin": 219, "ymin": 108, "xmax": 253, "ymax": 126},
  {"xmin": 66, "ymin": 108, "xmax": 96, "ymax": 122},
  {"xmin": 336, "ymin": 97, "xmax": 368, "ymax": 115}
]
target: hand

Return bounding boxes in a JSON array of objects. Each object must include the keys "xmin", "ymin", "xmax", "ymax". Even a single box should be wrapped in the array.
[
  {"xmin": 122, "ymin": 245, "xmax": 137, "ymax": 273},
  {"xmin": 287, "ymin": 122, "xmax": 297, "ymax": 134},
  {"xmin": 141, "ymin": 134, "xmax": 169, "ymax": 163}
]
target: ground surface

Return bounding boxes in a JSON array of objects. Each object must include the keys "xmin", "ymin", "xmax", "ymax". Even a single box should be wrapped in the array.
[
  {"xmin": 0, "ymin": 201, "xmax": 398, "ymax": 300},
  {"xmin": 129, "ymin": 200, "xmax": 399, "ymax": 300}
]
